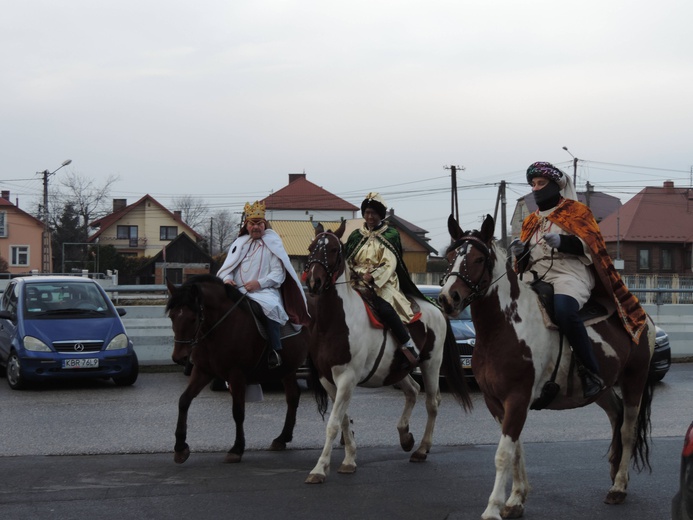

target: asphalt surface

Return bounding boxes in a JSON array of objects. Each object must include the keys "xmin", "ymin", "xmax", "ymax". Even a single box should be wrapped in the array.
[{"xmin": 0, "ymin": 364, "xmax": 690, "ymax": 519}]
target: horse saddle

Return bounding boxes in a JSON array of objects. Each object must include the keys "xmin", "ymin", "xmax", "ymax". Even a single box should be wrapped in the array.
[
  {"xmin": 351, "ymin": 281, "xmax": 422, "ymax": 330},
  {"xmin": 245, "ymin": 299, "xmax": 302, "ymax": 341},
  {"xmin": 530, "ymin": 280, "xmax": 613, "ymax": 330}
]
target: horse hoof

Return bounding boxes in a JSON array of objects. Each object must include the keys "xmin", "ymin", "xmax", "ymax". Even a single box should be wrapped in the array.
[
  {"xmin": 173, "ymin": 448, "xmax": 190, "ymax": 464},
  {"xmin": 224, "ymin": 453, "xmax": 242, "ymax": 463},
  {"xmin": 269, "ymin": 440, "xmax": 287, "ymax": 451},
  {"xmin": 409, "ymin": 450, "xmax": 428, "ymax": 463},
  {"xmin": 604, "ymin": 490, "xmax": 627, "ymax": 504},
  {"xmin": 305, "ymin": 473, "xmax": 326, "ymax": 484},
  {"xmin": 501, "ymin": 504, "xmax": 524, "ymax": 518},
  {"xmin": 337, "ymin": 463, "xmax": 356, "ymax": 474},
  {"xmin": 400, "ymin": 432, "xmax": 415, "ymax": 452}
]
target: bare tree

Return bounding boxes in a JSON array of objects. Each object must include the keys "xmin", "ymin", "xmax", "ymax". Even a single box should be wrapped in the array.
[
  {"xmin": 172, "ymin": 195, "xmax": 208, "ymax": 231},
  {"xmin": 202, "ymin": 209, "xmax": 240, "ymax": 255},
  {"xmin": 53, "ymin": 172, "xmax": 119, "ymax": 235}
]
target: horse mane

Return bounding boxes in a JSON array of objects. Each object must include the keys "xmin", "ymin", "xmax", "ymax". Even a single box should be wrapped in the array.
[{"xmin": 165, "ymin": 274, "xmax": 244, "ymax": 314}]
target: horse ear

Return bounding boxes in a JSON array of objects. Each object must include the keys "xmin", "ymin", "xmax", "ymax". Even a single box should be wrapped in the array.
[
  {"xmin": 447, "ymin": 214, "xmax": 464, "ymax": 241},
  {"xmin": 334, "ymin": 220, "xmax": 346, "ymax": 239},
  {"xmin": 480, "ymin": 214, "xmax": 495, "ymax": 242},
  {"xmin": 166, "ymin": 278, "xmax": 177, "ymax": 295},
  {"xmin": 315, "ymin": 223, "xmax": 324, "ymax": 236}
]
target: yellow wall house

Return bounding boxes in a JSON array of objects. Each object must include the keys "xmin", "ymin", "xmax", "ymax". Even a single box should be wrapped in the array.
[
  {"xmin": 88, "ymin": 195, "xmax": 202, "ymax": 257},
  {"xmin": 0, "ymin": 190, "xmax": 45, "ymax": 274}
]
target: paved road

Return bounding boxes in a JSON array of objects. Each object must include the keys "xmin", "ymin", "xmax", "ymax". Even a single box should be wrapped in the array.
[{"xmin": 0, "ymin": 364, "xmax": 689, "ymax": 519}]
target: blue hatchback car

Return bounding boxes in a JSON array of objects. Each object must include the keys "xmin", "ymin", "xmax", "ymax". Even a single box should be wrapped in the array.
[{"xmin": 0, "ymin": 276, "xmax": 138, "ymax": 390}]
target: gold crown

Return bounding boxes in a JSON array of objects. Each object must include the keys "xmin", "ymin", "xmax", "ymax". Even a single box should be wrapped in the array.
[{"xmin": 244, "ymin": 200, "xmax": 266, "ymax": 221}]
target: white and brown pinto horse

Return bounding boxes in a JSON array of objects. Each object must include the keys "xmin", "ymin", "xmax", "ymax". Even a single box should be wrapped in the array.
[
  {"xmin": 438, "ymin": 215, "xmax": 655, "ymax": 520},
  {"xmin": 303, "ymin": 221, "xmax": 472, "ymax": 484}
]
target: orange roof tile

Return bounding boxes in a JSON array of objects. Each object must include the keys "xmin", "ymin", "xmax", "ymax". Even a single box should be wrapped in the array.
[{"xmin": 262, "ymin": 174, "xmax": 358, "ymax": 212}]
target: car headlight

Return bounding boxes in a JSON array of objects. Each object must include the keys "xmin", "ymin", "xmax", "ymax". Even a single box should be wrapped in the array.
[
  {"xmin": 23, "ymin": 335, "xmax": 51, "ymax": 352},
  {"xmin": 105, "ymin": 333, "xmax": 129, "ymax": 351}
]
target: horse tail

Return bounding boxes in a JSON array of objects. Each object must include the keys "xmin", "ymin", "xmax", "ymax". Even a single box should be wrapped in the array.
[
  {"xmin": 307, "ymin": 354, "xmax": 329, "ymax": 419},
  {"xmin": 631, "ymin": 378, "xmax": 654, "ymax": 472},
  {"xmin": 441, "ymin": 319, "xmax": 473, "ymax": 412}
]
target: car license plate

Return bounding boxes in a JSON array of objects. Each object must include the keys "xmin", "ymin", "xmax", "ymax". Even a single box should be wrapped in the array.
[
  {"xmin": 62, "ymin": 358, "xmax": 99, "ymax": 369},
  {"xmin": 461, "ymin": 357, "xmax": 472, "ymax": 368}
]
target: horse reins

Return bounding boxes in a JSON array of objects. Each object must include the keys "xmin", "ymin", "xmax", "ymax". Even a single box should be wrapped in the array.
[
  {"xmin": 443, "ymin": 236, "xmax": 495, "ymax": 307},
  {"xmin": 173, "ymin": 292, "xmax": 248, "ymax": 348},
  {"xmin": 443, "ymin": 236, "xmax": 546, "ymax": 307}
]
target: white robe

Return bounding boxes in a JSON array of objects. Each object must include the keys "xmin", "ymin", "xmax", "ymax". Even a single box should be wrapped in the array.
[{"xmin": 217, "ymin": 229, "xmax": 306, "ymax": 325}]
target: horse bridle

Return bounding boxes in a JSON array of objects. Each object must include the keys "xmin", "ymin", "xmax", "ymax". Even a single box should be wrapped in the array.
[
  {"xmin": 443, "ymin": 235, "xmax": 494, "ymax": 307},
  {"xmin": 304, "ymin": 232, "xmax": 344, "ymax": 289},
  {"xmin": 173, "ymin": 293, "xmax": 247, "ymax": 348}
]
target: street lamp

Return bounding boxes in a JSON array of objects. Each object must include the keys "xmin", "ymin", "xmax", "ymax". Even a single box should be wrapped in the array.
[
  {"xmin": 562, "ymin": 146, "xmax": 578, "ymax": 186},
  {"xmin": 38, "ymin": 159, "xmax": 72, "ymax": 273}
]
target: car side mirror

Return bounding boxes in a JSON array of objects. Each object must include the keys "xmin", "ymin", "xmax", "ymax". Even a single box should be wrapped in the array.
[
  {"xmin": 0, "ymin": 309, "xmax": 17, "ymax": 322},
  {"xmin": 116, "ymin": 308, "xmax": 127, "ymax": 317}
]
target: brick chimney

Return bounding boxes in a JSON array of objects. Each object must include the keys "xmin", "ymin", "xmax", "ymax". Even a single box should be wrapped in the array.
[
  {"xmin": 174, "ymin": 210, "xmax": 182, "ymax": 220},
  {"xmin": 663, "ymin": 180, "xmax": 675, "ymax": 189},
  {"xmin": 1, "ymin": 190, "xmax": 9, "ymax": 201},
  {"xmin": 113, "ymin": 199, "xmax": 127, "ymax": 212},
  {"xmin": 289, "ymin": 173, "xmax": 306, "ymax": 183}
]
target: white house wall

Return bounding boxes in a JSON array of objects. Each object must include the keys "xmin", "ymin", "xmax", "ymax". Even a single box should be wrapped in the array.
[{"xmin": 264, "ymin": 209, "xmax": 357, "ymax": 222}]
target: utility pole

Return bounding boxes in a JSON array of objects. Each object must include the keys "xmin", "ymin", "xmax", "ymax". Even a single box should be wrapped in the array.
[
  {"xmin": 38, "ymin": 159, "xmax": 72, "ymax": 273},
  {"xmin": 210, "ymin": 216, "xmax": 214, "ymax": 255},
  {"xmin": 585, "ymin": 181, "xmax": 593, "ymax": 208},
  {"xmin": 444, "ymin": 164, "xmax": 465, "ymax": 223},
  {"xmin": 493, "ymin": 181, "xmax": 508, "ymax": 248}
]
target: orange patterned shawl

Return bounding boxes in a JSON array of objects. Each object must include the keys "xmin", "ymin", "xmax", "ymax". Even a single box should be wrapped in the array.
[{"xmin": 520, "ymin": 199, "xmax": 647, "ymax": 344}]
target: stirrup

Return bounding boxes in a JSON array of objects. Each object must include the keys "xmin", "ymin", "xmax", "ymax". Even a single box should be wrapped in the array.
[
  {"xmin": 268, "ymin": 350, "xmax": 282, "ymax": 369},
  {"xmin": 400, "ymin": 345, "xmax": 419, "ymax": 370}
]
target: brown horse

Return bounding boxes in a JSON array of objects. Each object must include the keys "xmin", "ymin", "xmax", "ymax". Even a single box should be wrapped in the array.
[
  {"xmin": 303, "ymin": 222, "xmax": 472, "ymax": 484},
  {"xmin": 438, "ymin": 215, "xmax": 655, "ymax": 520},
  {"xmin": 166, "ymin": 274, "xmax": 310, "ymax": 464}
]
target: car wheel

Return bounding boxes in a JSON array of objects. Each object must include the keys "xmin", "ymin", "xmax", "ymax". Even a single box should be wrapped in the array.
[
  {"xmin": 6, "ymin": 351, "xmax": 26, "ymax": 390},
  {"xmin": 112, "ymin": 352, "xmax": 139, "ymax": 387}
]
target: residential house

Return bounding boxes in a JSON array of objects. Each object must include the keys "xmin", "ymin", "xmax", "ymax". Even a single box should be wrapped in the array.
[
  {"xmin": 259, "ymin": 174, "xmax": 437, "ymax": 275},
  {"xmin": 0, "ymin": 190, "xmax": 45, "ymax": 275},
  {"xmin": 136, "ymin": 233, "xmax": 214, "ymax": 285},
  {"xmin": 89, "ymin": 195, "xmax": 202, "ymax": 257},
  {"xmin": 599, "ymin": 181, "xmax": 693, "ymax": 276},
  {"xmin": 510, "ymin": 188, "xmax": 621, "ymax": 238},
  {"xmin": 88, "ymin": 195, "xmax": 208, "ymax": 284},
  {"xmin": 263, "ymin": 173, "xmax": 359, "ymax": 222}
]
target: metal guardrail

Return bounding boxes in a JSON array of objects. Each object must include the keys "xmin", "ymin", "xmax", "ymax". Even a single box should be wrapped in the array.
[{"xmin": 629, "ymin": 288, "xmax": 693, "ymax": 305}]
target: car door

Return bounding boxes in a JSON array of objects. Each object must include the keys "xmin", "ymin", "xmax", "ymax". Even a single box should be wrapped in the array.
[{"xmin": 0, "ymin": 281, "xmax": 19, "ymax": 361}]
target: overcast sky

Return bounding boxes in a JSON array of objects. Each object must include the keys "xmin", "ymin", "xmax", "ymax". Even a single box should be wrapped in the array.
[{"xmin": 2, "ymin": 0, "xmax": 692, "ymax": 254}]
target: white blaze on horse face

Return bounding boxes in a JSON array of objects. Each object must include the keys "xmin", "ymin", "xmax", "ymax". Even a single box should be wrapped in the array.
[{"xmin": 440, "ymin": 247, "xmax": 470, "ymax": 314}]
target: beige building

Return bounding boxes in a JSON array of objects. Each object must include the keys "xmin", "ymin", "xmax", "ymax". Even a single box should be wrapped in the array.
[{"xmin": 88, "ymin": 195, "xmax": 201, "ymax": 257}]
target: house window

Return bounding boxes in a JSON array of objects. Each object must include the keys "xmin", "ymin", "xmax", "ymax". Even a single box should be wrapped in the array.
[
  {"xmin": 117, "ymin": 225, "xmax": 138, "ymax": 247},
  {"xmin": 160, "ymin": 226, "xmax": 178, "ymax": 240},
  {"xmin": 637, "ymin": 248, "xmax": 650, "ymax": 271},
  {"xmin": 10, "ymin": 245, "xmax": 29, "ymax": 266},
  {"xmin": 0, "ymin": 211, "xmax": 6, "ymax": 237},
  {"xmin": 660, "ymin": 248, "xmax": 673, "ymax": 272}
]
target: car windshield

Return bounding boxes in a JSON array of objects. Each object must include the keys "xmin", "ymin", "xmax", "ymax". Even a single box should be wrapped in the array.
[{"xmin": 23, "ymin": 282, "xmax": 112, "ymax": 317}]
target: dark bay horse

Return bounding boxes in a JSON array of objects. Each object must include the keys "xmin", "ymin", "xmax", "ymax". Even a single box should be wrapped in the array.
[
  {"xmin": 438, "ymin": 215, "xmax": 655, "ymax": 520},
  {"xmin": 303, "ymin": 222, "xmax": 472, "ymax": 484},
  {"xmin": 166, "ymin": 274, "xmax": 310, "ymax": 464}
]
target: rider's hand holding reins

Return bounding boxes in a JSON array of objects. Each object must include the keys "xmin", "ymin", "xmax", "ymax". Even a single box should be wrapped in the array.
[
  {"xmin": 509, "ymin": 238, "xmax": 526, "ymax": 257},
  {"xmin": 543, "ymin": 233, "xmax": 561, "ymax": 249}
]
